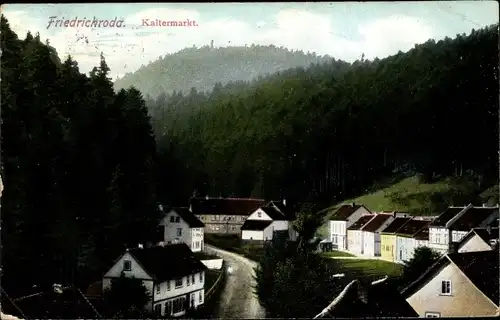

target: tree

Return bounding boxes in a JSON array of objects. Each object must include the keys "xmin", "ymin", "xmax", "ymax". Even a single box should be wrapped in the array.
[
  {"xmin": 399, "ymin": 246, "xmax": 441, "ymax": 289},
  {"xmin": 254, "ymin": 239, "xmax": 346, "ymax": 318},
  {"xmin": 103, "ymin": 274, "xmax": 151, "ymax": 318}
]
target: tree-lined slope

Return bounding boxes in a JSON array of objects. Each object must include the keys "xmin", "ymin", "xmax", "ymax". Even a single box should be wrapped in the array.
[
  {"xmin": 114, "ymin": 45, "xmax": 335, "ymax": 98},
  {"xmin": 151, "ymin": 25, "xmax": 499, "ymax": 208}
]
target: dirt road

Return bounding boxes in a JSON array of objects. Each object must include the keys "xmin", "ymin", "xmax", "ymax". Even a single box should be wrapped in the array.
[{"xmin": 205, "ymin": 245, "xmax": 266, "ymax": 319}]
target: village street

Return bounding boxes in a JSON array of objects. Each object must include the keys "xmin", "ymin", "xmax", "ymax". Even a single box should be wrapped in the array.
[{"xmin": 205, "ymin": 245, "xmax": 266, "ymax": 319}]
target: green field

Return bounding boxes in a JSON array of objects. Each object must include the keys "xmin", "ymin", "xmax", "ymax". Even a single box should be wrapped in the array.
[
  {"xmin": 320, "ymin": 251, "xmax": 356, "ymax": 258},
  {"xmin": 205, "ymin": 234, "xmax": 265, "ymax": 262},
  {"xmin": 323, "ymin": 257, "xmax": 403, "ymax": 282}
]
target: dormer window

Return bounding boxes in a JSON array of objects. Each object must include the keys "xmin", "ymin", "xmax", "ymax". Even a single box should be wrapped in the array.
[
  {"xmin": 123, "ymin": 260, "xmax": 131, "ymax": 271},
  {"xmin": 257, "ymin": 212, "xmax": 262, "ymax": 218},
  {"xmin": 170, "ymin": 216, "xmax": 175, "ymax": 222}
]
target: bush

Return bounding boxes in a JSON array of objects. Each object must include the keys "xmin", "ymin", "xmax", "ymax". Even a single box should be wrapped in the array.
[{"xmin": 102, "ymin": 273, "xmax": 150, "ymax": 318}]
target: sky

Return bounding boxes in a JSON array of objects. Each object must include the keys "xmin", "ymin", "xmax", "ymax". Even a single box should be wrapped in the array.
[{"xmin": 1, "ymin": 2, "xmax": 498, "ymax": 79}]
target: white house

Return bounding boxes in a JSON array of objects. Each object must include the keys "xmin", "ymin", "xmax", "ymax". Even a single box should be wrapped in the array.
[
  {"xmin": 402, "ymin": 250, "xmax": 499, "ymax": 317},
  {"xmin": 346, "ymin": 215, "xmax": 376, "ymax": 256},
  {"xmin": 394, "ymin": 219, "xmax": 430, "ymax": 263},
  {"xmin": 329, "ymin": 203, "xmax": 371, "ymax": 251},
  {"xmin": 241, "ymin": 201, "xmax": 297, "ymax": 241},
  {"xmin": 428, "ymin": 205, "xmax": 471, "ymax": 254},
  {"xmin": 159, "ymin": 207, "xmax": 205, "ymax": 252},
  {"xmin": 360, "ymin": 214, "xmax": 394, "ymax": 257},
  {"xmin": 457, "ymin": 227, "xmax": 499, "ymax": 253},
  {"xmin": 429, "ymin": 204, "xmax": 498, "ymax": 254},
  {"xmin": 102, "ymin": 243, "xmax": 207, "ymax": 317}
]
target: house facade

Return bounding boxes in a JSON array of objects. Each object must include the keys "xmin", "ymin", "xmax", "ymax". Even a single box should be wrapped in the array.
[
  {"xmin": 429, "ymin": 205, "xmax": 498, "ymax": 254},
  {"xmin": 329, "ymin": 204, "xmax": 371, "ymax": 251},
  {"xmin": 361, "ymin": 214, "xmax": 394, "ymax": 257},
  {"xmin": 102, "ymin": 243, "xmax": 207, "ymax": 317},
  {"xmin": 347, "ymin": 215, "xmax": 376, "ymax": 256},
  {"xmin": 159, "ymin": 207, "xmax": 205, "ymax": 252},
  {"xmin": 241, "ymin": 201, "xmax": 297, "ymax": 242},
  {"xmin": 413, "ymin": 227, "xmax": 429, "ymax": 249},
  {"xmin": 402, "ymin": 250, "xmax": 499, "ymax": 317},
  {"xmin": 190, "ymin": 197, "xmax": 266, "ymax": 234},
  {"xmin": 380, "ymin": 217, "xmax": 411, "ymax": 262},
  {"xmin": 394, "ymin": 219, "xmax": 430, "ymax": 264}
]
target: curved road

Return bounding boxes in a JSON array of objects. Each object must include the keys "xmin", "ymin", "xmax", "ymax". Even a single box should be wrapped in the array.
[{"xmin": 205, "ymin": 245, "xmax": 266, "ymax": 319}]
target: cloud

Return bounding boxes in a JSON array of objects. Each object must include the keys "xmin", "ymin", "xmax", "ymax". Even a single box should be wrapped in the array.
[{"xmin": 3, "ymin": 8, "xmax": 437, "ymax": 79}]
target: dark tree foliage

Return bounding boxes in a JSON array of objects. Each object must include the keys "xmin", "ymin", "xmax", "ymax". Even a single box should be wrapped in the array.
[
  {"xmin": 254, "ymin": 236, "xmax": 347, "ymax": 318},
  {"xmin": 102, "ymin": 274, "xmax": 151, "ymax": 318},
  {"xmin": 399, "ymin": 246, "xmax": 441, "ymax": 289},
  {"xmin": 150, "ymin": 24, "xmax": 498, "ymax": 208},
  {"xmin": 1, "ymin": 15, "xmax": 161, "ymax": 297}
]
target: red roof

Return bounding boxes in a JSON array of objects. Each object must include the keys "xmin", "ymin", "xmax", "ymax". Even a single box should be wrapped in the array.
[
  {"xmin": 361, "ymin": 214, "xmax": 393, "ymax": 232},
  {"xmin": 190, "ymin": 197, "xmax": 266, "ymax": 216},
  {"xmin": 331, "ymin": 204, "xmax": 369, "ymax": 220}
]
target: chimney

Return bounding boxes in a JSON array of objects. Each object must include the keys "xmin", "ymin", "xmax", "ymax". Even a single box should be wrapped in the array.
[
  {"xmin": 138, "ymin": 243, "xmax": 143, "ymax": 249},
  {"xmin": 205, "ymin": 195, "xmax": 209, "ymax": 200},
  {"xmin": 283, "ymin": 199, "xmax": 287, "ymax": 206},
  {"xmin": 352, "ymin": 202, "xmax": 355, "ymax": 207}
]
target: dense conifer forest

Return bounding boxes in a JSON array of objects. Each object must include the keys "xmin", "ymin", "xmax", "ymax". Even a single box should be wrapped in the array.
[
  {"xmin": 148, "ymin": 24, "xmax": 499, "ymax": 208},
  {"xmin": 0, "ymin": 10, "xmax": 498, "ymax": 308}
]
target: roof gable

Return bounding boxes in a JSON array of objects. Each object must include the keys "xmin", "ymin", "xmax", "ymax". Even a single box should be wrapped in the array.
[
  {"xmin": 241, "ymin": 219, "xmax": 273, "ymax": 231},
  {"xmin": 362, "ymin": 214, "xmax": 393, "ymax": 232},
  {"xmin": 127, "ymin": 243, "xmax": 207, "ymax": 282},
  {"xmin": 429, "ymin": 207, "xmax": 466, "ymax": 227},
  {"xmin": 168, "ymin": 207, "xmax": 204, "ymax": 228},
  {"xmin": 381, "ymin": 217, "xmax": 411, "ymax": 233},
  {"xmin": 190, "ymin": 197, "xmax": 266, "ymax": 215},
  {"xmin": 395, "ymin": 220, "xmax": 429, "ymax": 237},
  {"xmin": 402, "ymin": 250, "xmax": 499, "ymax": 307},
  {"xmin": 331, "ymin": 204, "xmax": 370, "ymax": 221},
  {"xmin": 447, "ymin": 207, "xmax": 498, "ymax": 230},
  {"xmin": 348, "ymin": 215, "xmax": 375, "ymax": 230}
]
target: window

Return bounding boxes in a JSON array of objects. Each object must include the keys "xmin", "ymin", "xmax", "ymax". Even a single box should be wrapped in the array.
[
  {"xmin": 211, "ymin": 215, "xmax": 215, "ymax": 221},
  {"xmin": 177, "ymin": 228, "xmax": 182, "ymax": 237},
  {"xmin": 166, "ymin": 280, "xmax": 170, "ymax": 291},
  {"xmin": 165, "ymin": 301, "xmax": 172, "ymax": 316},
  {"xmin": 172, "ymin": 297, "xmax": 185, "ymax": 314},
  {"xmin": 170, "ymin": 216, "xmax": 175, "ymax": 222},
  {"xmin": 199, "ymin": 291, "xmax": 203, "ymax": 302},
  {"xmin": 175, "ymin": 216, "xmax": 180, "ymax": 223},
  {"xmin": 192, "ymin": 274, "xmax": 195, "ymax": 284},
  {"xmin": 156, "ymin": 284, "xmax": 160, "ymax": 294},
  {"xmin": 441, "ymin": 280, "xmax": 451, "ymax": 295},
  {"xmin": 123, "ymin": 260, "xmax": 132, "ymax": 271},
  {"xmin": 199, "ymin": 272, "xmax": 203, "ymax": 282},
  {"xmin": 175, "ymin": 278, "xmax": 183, "ymax": 288},
  {"xmin": 425, "ymin": 312, "xmax": 441, "ymax": 317},
  {"xmin": 257, "ymin": 212, "xmax": 262, "ymax": 218},
  {"xmin": 187, "ymin": 275, "xmax": 190, "ymax": 286}
]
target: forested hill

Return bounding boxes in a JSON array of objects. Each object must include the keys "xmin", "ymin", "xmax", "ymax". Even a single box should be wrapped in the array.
[
  {"xmin": 151, "ymin": 25, "xmax": 499, "ymax": 207},
  {"xmin": 113, "ymin": 45, "xmax": 335, "ymax": 98}
]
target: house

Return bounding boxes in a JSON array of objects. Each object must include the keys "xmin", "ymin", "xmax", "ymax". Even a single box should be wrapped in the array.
[
  {"xmin": 360, "ymin": 214, "xmax": 395, "ymax": 257},
  {"xmin": 190, "ymin": 197, "xmax": 266, "ymax": 234},
  {"xmin": 394, "ymin": 219, "xmax": 430, "ymax": 263},
  {"xmin": 316, "ymin": 277, "xmax": 418, "ymax": 318},
  {"xmin": 402, "ymin": 250, "xmax": 499, "ymax": 317},
  {"xmin": 329, "ymin": 203, "xmax": 372, "ymax": 251},
  {"xmin": 380, "ymin": 217, "xmax": 411, "ymax": 262},
  {"xmin": 446, "ymin": 206, "xmax": 498, "ymax": 244},
  {"xmin": 413, "ymin": 227, "xmax": 430, "ymax": 249},
  {"xmin": 429, "ymin": 205, "xmax": 498, "ymax": 254},
  {"xmin": 102, "ymin": 243, "xmax": 207, "ymax": 317},
  {"xmin": 428, "ymin": 206, "xmax": 469, "ymax": 254},
  {"xmin": 456, "ymin": 227, "xmax": 499, "ymax": 253},
  {"xmin": 241, "ymin": 200, "xmax": 297, "ymax": 242},
  {"xmin": 158, "ymin": 207, "xmax": 205, "ymax": 252},
  {"xmin": 346, "ymin": 215, "xmax": 376, "ymax": 256}
]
